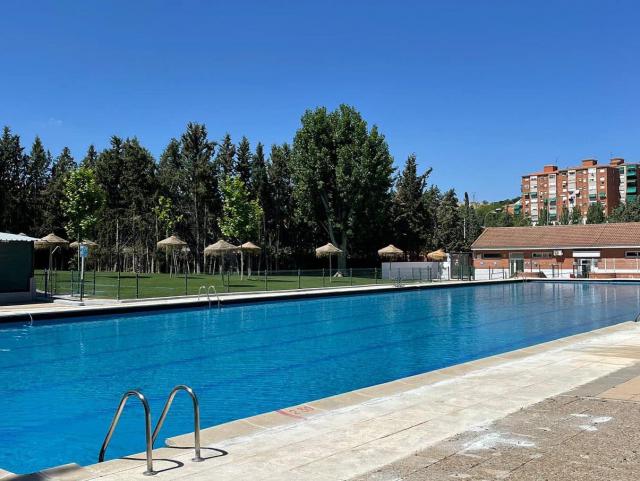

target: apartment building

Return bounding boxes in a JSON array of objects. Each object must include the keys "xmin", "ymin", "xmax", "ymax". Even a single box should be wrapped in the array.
[{"xmin": 521, "ymin": 158, "xmax": 630, "ymax": 224}]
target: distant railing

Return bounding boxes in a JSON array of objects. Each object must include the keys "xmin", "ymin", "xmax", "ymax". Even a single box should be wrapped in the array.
[{"xmin": 34, "ymin": 265, "xmax": 476, "ymax": 301}]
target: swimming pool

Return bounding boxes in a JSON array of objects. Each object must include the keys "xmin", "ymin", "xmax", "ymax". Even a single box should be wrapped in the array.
[{"xmin": 1, "ymin": 281, "xmax": 639, "ymax": 473}]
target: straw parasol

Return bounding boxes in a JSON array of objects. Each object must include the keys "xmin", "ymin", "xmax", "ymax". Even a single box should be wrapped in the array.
[
  {"xmin": 240, "ymin": 242, "xmax": 261, "ymax": 278},
  {"xmin": 157, "ymin": 235, "xmax": 187, "ymax": 249},
  {"xmin": 426, "ymin": 248, "xmax": 447, "ymax": 262},
  {"xmin": 69, "ymin": 239, "xmax": 98, "ymax": 249},
  {"xmin": 157, "ymin": 235, "xmax": 188, "ymax": 276},
  {"xmin": 240, "ymin": 241, "xmax": 261, "ymax": 253},
  {"xmin": 377, "ymin": 244, "xmax": 404, "ymax": 260},
  {"xmin": 35, "ymin": 233, "xmax": 69, "ymax": 282},
  {"xmin": 316, "ymin": 243, "xmax": 343, "ymax": 277},
  {"xmin": 205, "ymin": 240, "xmax": 239, "ymax": 274},
  {"xmin": 35, "ymin": 233, "xmax": 69, "ymax": 250},
  {"xmin": 204, "ymin": 239, "xmax": 239, "ymax": 256}
]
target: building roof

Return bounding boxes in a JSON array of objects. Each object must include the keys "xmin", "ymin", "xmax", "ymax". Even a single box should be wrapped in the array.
[
  {"xmin": 471, "ymin": 223, "xmax": 640, "ymax": 250},
  {"xmin": 0, "ymin": 232, "xmax": 39, "ymax": 242}
]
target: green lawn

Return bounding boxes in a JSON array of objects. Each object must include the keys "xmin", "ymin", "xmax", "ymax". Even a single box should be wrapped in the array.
[{"xmin": 35, "ymin": 269, "xmax": 404, "ymax": 299}]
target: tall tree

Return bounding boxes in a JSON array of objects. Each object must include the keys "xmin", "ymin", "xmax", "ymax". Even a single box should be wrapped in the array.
[
  {"xmin": 570, "ymin": 207, "xmax": 582, "ymax": 224},
  {"xmin": 267, "ymin": 143, "xmax": 294, "ymax": 268},
  {"xmin": 42, "ymin": 147, "xmax": 75, "ymax": 236},
  {"xmin": 537, "ymin": 206, "xmax": 549, "ymax": 226},
  {"xmin": 250, "ymin": 142, "xmax": 269, "ymax": 251},
  {"xmin": 0, "ymin": 126, "xmax": 27, "ymax": 232},
  {"xmin": 609, "ymin": 198, "xmax": 640, "ymax": 222},
  {"xmin": 215, "ymin": 133, "xmax": 235, "ymax": 178},
  {"xmin": 219, "ymin": 176, "xmax": 263, "ymax": 276},
  {"xmin": 81, "ymin": 144, "xmax": 99, "ymax": 168},
  {"xmin": 24, "ymin": 136, "xmax": 51, "ymax": 234},
  {"xmin": 436, "ymin": 190, "xmax": 464, "ymax": 252},
  {"xmin": 559, "ymin": 206, "xmax": 570, "ymax": 225},
  {"xmin": 586, "ymin": 202, "xmax": 606, "ymax": 224},
  {"xmin": 61, "ymin": 167, "xmax": 105, "ymax": 245},
  {"xmin": 94, "ymin": 137, "xmax": 126, "ymax": 268},
  {"xmin": 392, "ymin": 154, "xmax": 431, "ymax": 259},
  {"xmin": 290, "ymin": 105, "xmax": 394, "ymax": 269},
  {"xmin": 235, "ymin": 136, "xmax": 252, "ymax": 187},
  {"xmin": 180, "ymin": 123, "xmax": 217, "ymax": 272}
]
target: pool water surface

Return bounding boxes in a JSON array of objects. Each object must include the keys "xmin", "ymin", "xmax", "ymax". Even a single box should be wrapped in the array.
[{"xmin": 0, "ymin": 281, "xmax": 638, "ymax": 473}]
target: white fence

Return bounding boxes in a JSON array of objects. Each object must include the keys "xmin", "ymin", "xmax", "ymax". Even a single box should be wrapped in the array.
[{"xmin": 381, "ymin": 261, "xmax": 448, "ymax": 281}]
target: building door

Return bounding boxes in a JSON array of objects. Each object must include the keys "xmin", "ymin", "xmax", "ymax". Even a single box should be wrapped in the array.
[
  {"xmin": 579, "ymin": 258, "xmax": 593, "ymax": 278},
  {"xmin": 509, "ymin": 253, "xmax": 524, "ymax": 276}
]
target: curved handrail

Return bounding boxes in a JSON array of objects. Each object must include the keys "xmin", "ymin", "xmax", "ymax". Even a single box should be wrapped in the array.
[
  {"xmin": 207, "ymin": 285, "xmax": 220, "ymax": 309},
  {"xmin": 197, "ymin": 285, "xmax": 207, "ymax": 301},
  {"xmin": 152, "ymin": 385, "xmax": 203, "ymax": 462},
  {"xmin": 99, "ymin": 390, "xmax": 155, "ymax": 475}
]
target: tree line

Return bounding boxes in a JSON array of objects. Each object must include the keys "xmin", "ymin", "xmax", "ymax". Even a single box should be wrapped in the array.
[{"xmin": 1, "ymin": 105, "xmax": 487, "ymax": 272}]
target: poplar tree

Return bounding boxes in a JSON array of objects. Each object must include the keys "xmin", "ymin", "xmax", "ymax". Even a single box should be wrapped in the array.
[{"xmin": 290, "ymin": 105, "xmax": 394, "ymax": 269}]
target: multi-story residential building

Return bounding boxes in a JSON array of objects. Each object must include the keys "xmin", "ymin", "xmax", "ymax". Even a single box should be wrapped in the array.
[
  {"xmin": 521, "ymin": 158, "xmax": 633, "ymax": 224},
  {"xmin": 613, "ymin": 158, "xmax": 638, "ymax": 203}
]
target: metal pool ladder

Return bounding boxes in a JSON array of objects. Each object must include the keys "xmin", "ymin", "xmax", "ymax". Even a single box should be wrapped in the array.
[
  {"xmin": 153, "ymin": 385, "xmax": 204, "ymax": 462},
  {"xmin": 99, "ymin": 390, "xmax": 155, "ymax": 475},
  {"xmin": 99, "ymin": 385, "xmax": 204, "ymax": 475},
  {"xmin": 198, "ymin": 285, "xmax": 221, "ymax": 309}
]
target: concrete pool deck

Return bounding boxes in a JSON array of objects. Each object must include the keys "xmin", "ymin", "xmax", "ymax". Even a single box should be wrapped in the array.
[{"xmin": 6, "ymin": 320, "xmax": 639, "ymax": 481}]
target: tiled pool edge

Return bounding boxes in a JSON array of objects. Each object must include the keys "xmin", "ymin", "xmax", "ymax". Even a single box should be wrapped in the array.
[
  {"xmin": 71, "ymin": 320, "xmax": 639, "ymax": 481},
  {"xmin": 0, "ymin": 278, "xmax": 518, "ymax": 323}
]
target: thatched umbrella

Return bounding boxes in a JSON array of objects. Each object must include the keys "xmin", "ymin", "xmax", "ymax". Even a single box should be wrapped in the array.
[
  {"xmin": 240, "ymin": 242, "xmax": 261, "ymax": 278},
  {"xmin": 35, "ymin": 233, "xmax": 69, "ymax": 284},
  {"xmin": 426, "ymin": 248, "xmax": 447, "ymax": 262},
  {"xmin": 204, "ymin": 240, "xmax": 239, "ymax": 274},
  {"xmin": 35, "ymin": 233, "xmax": 69, "ymax": 250},
  {"xmin": 157, "ymin": 235, "xmax": 187, "ymax": 276},
  {"xmin": 316, "ymin": 243, "xmax": 343, "ymax": 278},
  {"xmin": 69, "ymin": 239, "xmax": 98, "ymax": 249},
  {"xmin": 377, "ymin": 244, "xmax": 404, "ymax": 260}
]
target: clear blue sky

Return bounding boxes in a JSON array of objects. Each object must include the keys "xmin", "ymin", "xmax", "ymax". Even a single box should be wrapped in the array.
[{"xmin": 1, "ymin": 0, "xmax": 639, "ymax": 200}]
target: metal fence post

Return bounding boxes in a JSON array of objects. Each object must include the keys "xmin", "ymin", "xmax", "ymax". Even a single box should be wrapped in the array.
[
  {"xmin": 184, "ymin": 270, "xmax": 188, "ymax": 296},
  {"xmin": 264, "ymin": 269, "xmax": 268, "ymax": 291},
  {"xmin": 44, "ymin": 269, "xmax": 48, "ymax": 298},
  {"xmin": 350, "ymin": 268, "xmax": 353, "ymax": 286},
  {"xmin": 322, "ymin": 268, "xmax": 325, "ymax": 287},
  {"xmin": 117, "ymin": 271, "xmax": 121, "ymax": 301},
  {"xmin": 374, "ymin": 267, "xmax": 378, "ymax": 284},
  {"xmin": 136, "ymin": 271, "xmax": 139, "ymax": 299},
  {"xmin": 227, "ymin": 271, "xmax": 230, "ymax": 293},
  {"xmin": 93, "ymin": 269, "xmax": 97, "ymax": 295},
  {"xmin": 298, "ymin": 269, "xmax": 301, "ymax": 289}
]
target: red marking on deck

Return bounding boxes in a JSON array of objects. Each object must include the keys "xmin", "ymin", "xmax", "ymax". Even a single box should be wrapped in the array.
[{"xmin": 277, "ymin": 405, "xmax": 316, "ymax": 419}]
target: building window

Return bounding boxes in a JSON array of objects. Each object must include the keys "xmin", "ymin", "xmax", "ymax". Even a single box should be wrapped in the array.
[
  {"xmin": 481, "ymin": 253, "xmax": 503, "ymax": 259},
  {"xmin": 625, "ymin": 251, "xmax": 640, "ymax": 258},
  {"xmin": 531, "ymin": 252, "xmax": 552, "ymax": 258}
]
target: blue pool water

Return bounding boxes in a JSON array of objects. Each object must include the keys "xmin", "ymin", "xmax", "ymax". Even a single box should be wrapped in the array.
[{"xmin": 1, "ymin": 281, "xmax": 639, "ymax": 473}]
